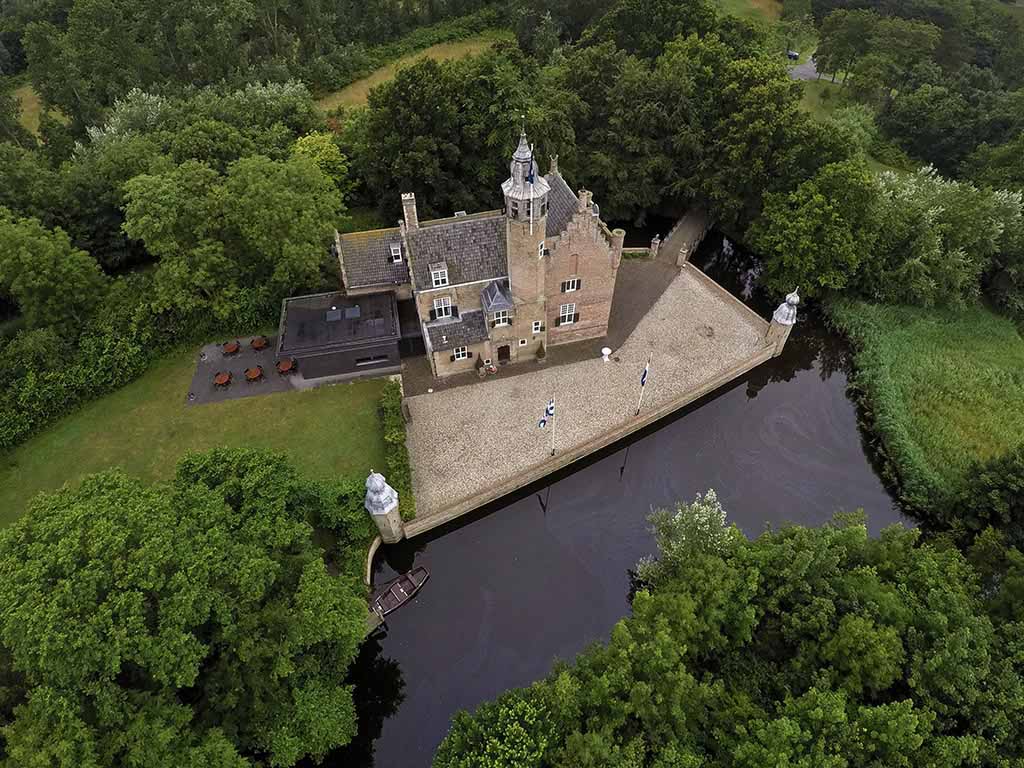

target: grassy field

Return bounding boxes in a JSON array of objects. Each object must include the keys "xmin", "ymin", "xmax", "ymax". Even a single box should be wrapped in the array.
[
  {"xmin": 14, "ymin": 83, "xmax": 43, "ymax": 135},
  {"xmin": 0, "ymin": 348, "xmax": 387, "ymax": 526},
  {"xmin": 714, "ymin": 0, "xmax": 782, "ymax": 21},
  {"xmin": 317, "ymin": 31, "xmax": 511, "ymax": 111},
  {"xmin": 830, "ymin": 301, "xmax": 1024, "ymax": 504}
]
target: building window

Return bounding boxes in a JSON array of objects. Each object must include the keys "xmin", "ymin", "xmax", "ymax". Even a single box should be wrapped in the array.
[
  {"xmin": 355, "ymin": 354, "xmax": 389, "ymax": 367},
  {"xmin": 510, "ymin": 200, "xmax": 519, "ymax": 219},
  {"xmin": 493, "ymin": 310, "xmax": 510, "ymax": 327},
  {"xmin": 453, "ymin": 346, "xmax": 469, "ymax": 361},
  {"xmin": 389, "ymin": 243, "xmax": 402, "ymax": 263},
  {"xmin": 433, "ymin": 296, "xmax": 452, "ymax": 319},
  {"xmin": 519, "ymin": 338, "xmax": 528, "ymax": 346},
  {"xmin": 558, "ymin": 303, "xmax": 577, "ymax": 326},
  {"xmin": 532, "ymin": 320, "xmax": 544, "ymax": 334},
  {"xmin": 431, "ymin": 268, "xmax": 449, "ymax": 287},
  {"xmin": 540, "ymin": 200, "xmax": 548, "ymax": 216},
  {"xmin": 561, "ymin": 278, "xmax": 580, "ymax": 293}
]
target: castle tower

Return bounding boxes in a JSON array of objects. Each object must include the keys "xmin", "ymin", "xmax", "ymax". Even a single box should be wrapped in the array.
[
  {"xmin": 766, "ymin": 288, "xmax": 799, "ymax": 356},
  {"xmin": 365, "ymin": 470, "xmax": 403, "ymax": 543},
  {"xmin": 502, "ymin": 132, "xmax": 551, "ymax": 304}
]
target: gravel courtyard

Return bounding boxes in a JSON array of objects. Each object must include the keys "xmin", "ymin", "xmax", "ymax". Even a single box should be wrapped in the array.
[{"xmin": 404, "ymin": 264, "xmax": 772, "ymax": 526}]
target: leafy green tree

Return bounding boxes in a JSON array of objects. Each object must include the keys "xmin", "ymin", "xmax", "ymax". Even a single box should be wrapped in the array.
[
  {"xmin": 750, "ymin": 158, "xmax": 880, "ymax": 297},
  {"xmin": 435, "ymin": 507, "xmax": 1024, "ymax": 768},
  {"xmin": 292, "ymin": 131, "xmax": 353, "ymax": 201},
  {"xmin": 0, "ymin": 209, "xmax": 107, "ymax": 331},
  {"xmin": 123, "ymin": 154, "xmax": 339, "ymax": 318},
  {"xmin": 579, "ymin": 0, "xmax": 719, "ymax": 59},
  {"xmin": 0, "ymin": 142, "xmax": 59, "ymax": 222},
  {"xmin": 347, "ymin": 48, "xmax": 544, "ymax": 219},
  {"xmin": 0, "ymin": 449, "xmax": 371, "ymax": 767},
  {"xmin": 814, "ymin": 9, "xmax": 878, "ymax": 80}
]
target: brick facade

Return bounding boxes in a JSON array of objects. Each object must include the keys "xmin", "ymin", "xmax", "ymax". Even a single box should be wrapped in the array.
[{"xmin": 336, "ymin": 133, "xmax": 625, "ymax": 378}]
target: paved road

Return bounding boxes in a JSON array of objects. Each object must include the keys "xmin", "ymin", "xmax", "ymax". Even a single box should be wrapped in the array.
[{"xmin": 789, "ymin": 56, "xmax": 819, "ymax": 81}]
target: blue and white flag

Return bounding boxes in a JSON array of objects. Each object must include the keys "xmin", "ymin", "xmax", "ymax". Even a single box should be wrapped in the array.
[
  {"xmin": 640, "ymin": 358, "xmax": 650, "ymax": 388},
  {"xmin": 538, "ymin": 398, "xmax": 555, "ymax": 429}
]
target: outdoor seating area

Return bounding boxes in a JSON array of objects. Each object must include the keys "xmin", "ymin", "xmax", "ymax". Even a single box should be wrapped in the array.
[{"xmin": 187, "ymin": 335, "xmax": 311, "ymax": 404}]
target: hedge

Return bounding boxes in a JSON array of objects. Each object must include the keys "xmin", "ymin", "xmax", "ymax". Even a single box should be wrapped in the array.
[{"xmin": 379, "ymin": 378, "xmax": 416, "ymax": 521}]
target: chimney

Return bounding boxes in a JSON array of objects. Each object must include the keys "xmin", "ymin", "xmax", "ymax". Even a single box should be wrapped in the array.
[
  {"xmin": 578, "ymin": 189, "xmax": 593, "ymax": 212},
  {"xmin": 550, "ymin": 154, "xmax": 559, "ymax": 175},
  {"xmin": 401, "ymin": 192, "xmax": 418, "ymax": 230}
]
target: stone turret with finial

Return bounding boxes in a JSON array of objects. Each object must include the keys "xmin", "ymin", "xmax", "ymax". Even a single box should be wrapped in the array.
[{"xmin": 766, "ymin": 288, "xmax": 799, "ymax": 356}]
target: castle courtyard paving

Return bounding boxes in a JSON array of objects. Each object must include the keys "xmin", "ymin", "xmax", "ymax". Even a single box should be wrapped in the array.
[{"xmin": 402, "ymin": 263, "xmax": 774, "ymax": 535}]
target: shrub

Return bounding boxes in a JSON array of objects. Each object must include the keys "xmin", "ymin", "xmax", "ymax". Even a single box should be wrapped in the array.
[
  {"xmin": 0, "ymin": 271, "xmax": 279, "ymax": 451},
  {"xmin": 380, "ymin": 378, "xmax": 416, "ymax": 521}
]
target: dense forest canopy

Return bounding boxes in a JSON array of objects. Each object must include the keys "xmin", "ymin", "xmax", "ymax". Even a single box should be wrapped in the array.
[
  {"xmin": 434, "ymin": 495, "xmax": 1024, "ymax": 767},
  {"xmin": 0, "ymin": 0, "xmax": 1023, "ymax": 764}
]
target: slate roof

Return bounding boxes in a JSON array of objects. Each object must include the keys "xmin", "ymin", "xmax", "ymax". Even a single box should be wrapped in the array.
[
  {"xmin": 338, "ymin": 227, "xmax": 410, "ymax": 290},
  {"xmin": 425, "ymin": 310, "xmax": 489, "ymax": 351},
  {"xmin": 409, "ymin": 213, "xmax": 508, "ymax": 291},
  {"xmin": 545, "ymin": 172, "xmax": 579, "ymax": 238},
  {"xmin": 481, "ymin": 279, "xmax": 514, "ymax": 313},
  {"xmin": 279, "ymin": 292, "xmax": 399, "ymax": 355}
]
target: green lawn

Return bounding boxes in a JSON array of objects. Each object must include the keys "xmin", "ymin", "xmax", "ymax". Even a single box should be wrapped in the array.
[
  {"xmin": 713, "ymin": 0, "xmax": 782, "ymax": 21},
  {"xmin": 0, "ymin": 348, "xmax": 387, "ymax": 526},
  {"xmin": 14, "ymin": 83, "xmax": 43, "ymax": 135},
  {"xmin": 317, "ymin": 31, "xmax": 511, "ymax": 111},
  {"xmin": 831, "ymin": 301, "xmax": 1024, "ymax": 502}
]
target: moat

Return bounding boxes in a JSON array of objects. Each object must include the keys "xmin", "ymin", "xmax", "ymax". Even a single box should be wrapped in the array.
[{"xmin": 329, "ymin": 233, "xmax": 908, "ymax": 768}]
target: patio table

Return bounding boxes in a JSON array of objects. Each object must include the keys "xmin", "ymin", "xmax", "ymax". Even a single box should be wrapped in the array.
[
  {"xmin": 214, "ymin": 372, "xmax": 231, "ymax": 387},
  {"xmin": 222, "ymin": 340, "xmax": 240, "ymax": 355}
]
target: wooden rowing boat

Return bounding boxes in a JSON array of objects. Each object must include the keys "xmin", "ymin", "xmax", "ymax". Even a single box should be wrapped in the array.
[{"xmin": 371, "ymin": 566, "xmax": 429, "ymax": 618}]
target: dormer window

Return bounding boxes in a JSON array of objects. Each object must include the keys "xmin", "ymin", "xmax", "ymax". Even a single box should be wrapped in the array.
[
  {"xmin": 431, "ymin": 267, "xmax": 449, "ymax": 288},
  {"xmin": 388, "ymin": 243, "xmax": 402, "ymax": 263}
]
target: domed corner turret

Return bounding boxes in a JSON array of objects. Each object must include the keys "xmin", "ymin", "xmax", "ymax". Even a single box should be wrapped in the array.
[
  {"xmin": 772, "ymin": 287, "xmax": 800, "ymax": 327},
  {"xmin": 364, "ymin": 469, "xmax": 404, "ymax": 543},
  {"xmin": 501, "ymin": 131, "xmax": 551, "ymax": 224},
  {"xmin": 766, "ymin": 288, "xmax": 800, "ymax": 357}
]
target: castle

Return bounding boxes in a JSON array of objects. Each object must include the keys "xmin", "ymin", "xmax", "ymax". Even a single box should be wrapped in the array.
[{"xmin": 334, "ymin": 133, "xmax": 626, "ymax": 378}]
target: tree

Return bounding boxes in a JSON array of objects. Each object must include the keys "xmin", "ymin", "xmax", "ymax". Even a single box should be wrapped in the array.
[
  {"xmin": 434, "ymin": 510, "xmax": 1024, "ymax": 767},
  {"xmin": 0, "ymin": 142, "xmax": 59, "ymax": 222},
  {"xmin": 750, "ymin": 158, "xmax": 880, "ymax": 297},
  {"xmin": 814, "ymin": 9, "xmax": 878, "ymax": 80},
  {"xmin": 0, "ymin": 449, "xmax": 371, "ymax": 766},
  {"xmin": 123, "ymin": 154, "xmax": 340, "ymax": 318},
  {"xmin": 857, "ymin": 168, "xmax": 1022, "ymax": 306},
  {"xmin": 291, "ymin": 131, "xmax": 353, "ymax": 201},
  {"xmin": 0, "ymin": 209, "xmax": 107, "ymax": 331},
  {"xmin": 579, "ymin": 0, "xmax": 719, "ymax": 59}
]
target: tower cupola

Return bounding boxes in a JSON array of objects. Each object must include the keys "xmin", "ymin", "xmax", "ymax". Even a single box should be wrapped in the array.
[{"xmin": 502, "ymin": 132, "xmax": 550, "ymax": 224}]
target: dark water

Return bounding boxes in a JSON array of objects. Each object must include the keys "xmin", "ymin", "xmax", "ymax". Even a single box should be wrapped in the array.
[{"xmin": 331, "ymin": 234, "xmax": 906, "ymax": 768}]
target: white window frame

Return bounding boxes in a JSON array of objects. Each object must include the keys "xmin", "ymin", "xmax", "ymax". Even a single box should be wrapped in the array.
[
  {"xmin": 509, "ymin": 201, "xmax": 519, "ymax": 218},
  {"xmin": 561, "ymin": 278, "xmax": 580, "ymax": 293},
  {"xmin": 389, "ymin": 243, "xmax": 402, "ymax": 263},
  {"xmin": 433, "ymin": 296, "xmax": 452, "ymax": 319},
  {"xmin": 559, "ymin": 303, "xmax": 576, "ymax": 325},
  {"xmin": 519, "ymin": 338, "xmax": 528, "ymax": 347},
  {"xmin": 532, "ymin": 320, "xmax": 543, "ymax": 334},
  {"xmin": 431, "ymin": 268, "xmax": 449, "ymax": 288},
  {"xmin": 493, "ymin": 310, "xmax": 510, "ymax": 327},
  {"xmin": 453, "ymin": 346, "xmax": 468, "ymax": 361}
]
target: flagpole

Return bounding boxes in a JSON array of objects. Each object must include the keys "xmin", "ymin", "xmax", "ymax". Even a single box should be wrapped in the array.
[
  {"xmin": 635, "ymin": 353, "xmax": 652, "ymax": 417},
  {"xmin": 550, "ymin": 396, "xmax": 556, "ymax": 456}
]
